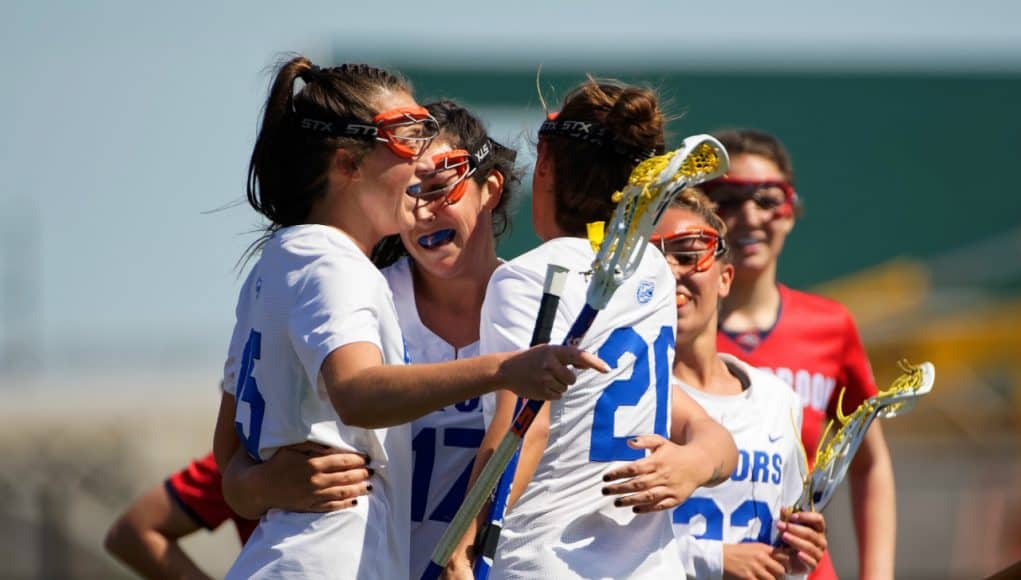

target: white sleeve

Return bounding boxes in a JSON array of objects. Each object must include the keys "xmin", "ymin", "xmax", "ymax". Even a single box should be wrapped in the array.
[
  {"xmin": 221, "ymin": 266, "xmax": 257, "ymax": 396},
  {"xmin": 675, "ymin": 536, "xmax": 724, "ymax": 580},
  {"xmin": 479, "ymin": 262, "xmax": 546, "ymax": 355},
  {"xmin": 288, "ymin": 253, "xmax": 387, "ymax": 386}
]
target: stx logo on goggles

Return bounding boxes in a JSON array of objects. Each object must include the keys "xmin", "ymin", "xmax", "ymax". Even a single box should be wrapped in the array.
[
  {"xmin": 473, "ymin": 141, "xmax": 492, "ymax": 164},
  {"xmin": 560, "ymin": 120, "xmax": 595, "ymax": 133},
  {"xmin": 301, "ymin": 118, "xmax": 335, "ymax": 133},
  {"xmin": 344, "ymin": 123, "xmax": 378, "ymax": 137}
]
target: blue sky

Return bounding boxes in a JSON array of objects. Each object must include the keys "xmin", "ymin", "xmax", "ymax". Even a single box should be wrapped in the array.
[{"xmin": 2, "ymin": 0, "xmax": 1019, "ymax": 379}]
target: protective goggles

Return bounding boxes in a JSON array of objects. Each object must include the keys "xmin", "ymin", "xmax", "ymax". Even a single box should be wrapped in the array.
[
  {"xmin": 407, "ymin": 139, "xmax": 508, "ymax": 207},
  {"xmin": 702, "ymin": 176, "xmax": 798, "ymax": 218},
  {"xmin": 410, "ymin": 149, "xmax": 478, "ymax": 206},
  {"xmin": 298, "ymin": 106, "xmax": 439, "ymax": 159},
  {"xmin": 649, "ymin": 227, "xmax": 727, "ymax": 274}
]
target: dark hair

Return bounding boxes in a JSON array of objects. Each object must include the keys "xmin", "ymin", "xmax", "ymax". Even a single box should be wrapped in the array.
[
  {"xmin": 711, "ymin": 129, "xmax": 801, "ymax": 216},
  {"xmin": 542, "ymin": 79, "xmax": 666, "ymax": 236},
  {"xmin": 246, "ymin": 55, "xmax": 411, "ymax": 241},
  {"xmin": 371, "ymin": 100, "xmax": 520, "ymax": 268}
]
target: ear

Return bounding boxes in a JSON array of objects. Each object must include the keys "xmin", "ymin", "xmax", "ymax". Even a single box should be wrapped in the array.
[
  {"xmin": 333, "ymin": 148, "xmax": 361, "ymax": 180},
  {"xmin": 481, "ymin": 170, "xmax": 505, "ymax": 211},
  {"xmin": 718, "ymin": 262, "xmax": 735, "ymax": 299},
  {"xmin": 535, "ymin": 141, "xmax": 553, "ymax": 178}
]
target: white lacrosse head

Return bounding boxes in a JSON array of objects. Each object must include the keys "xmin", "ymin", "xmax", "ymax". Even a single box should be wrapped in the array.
[
  {"xmin": 586, "ymin": 135, "xmax": 729, "ymax": 309},
  {"xmin": 796, "ymin": 361, "xmax": 936, "ymax": 512}
]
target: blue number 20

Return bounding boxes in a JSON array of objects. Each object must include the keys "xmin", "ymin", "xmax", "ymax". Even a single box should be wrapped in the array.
[
  {"xmin": 590, "ymin": 325, "xmax": 673, "ymax": 461},
  {"xmin": 234, "ymin": 329, "xmax": 265, "ymax": 459}
]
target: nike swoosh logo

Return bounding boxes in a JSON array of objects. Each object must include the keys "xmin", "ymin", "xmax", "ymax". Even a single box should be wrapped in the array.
[{"xmin": 768, "ymin": 434, "xmax": 782, "ymax": 443}]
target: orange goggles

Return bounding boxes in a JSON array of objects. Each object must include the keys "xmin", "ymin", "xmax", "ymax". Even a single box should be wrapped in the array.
[
  {"xmin": 410, "ymin": 148, "xmax": 478, "ymax": 206},
  {"xmin": 298, "ymin": 105, "xmax": 439, "ymax": 159},
  {"xmin": 702, "ymin": 176, "xmax": 797, "ymax": 218},
  {"xmin": 649, "ymin": 227, "xmax": 727, "ymax": 274}
]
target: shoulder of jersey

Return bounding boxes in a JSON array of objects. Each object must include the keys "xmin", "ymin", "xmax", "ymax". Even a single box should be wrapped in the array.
[
  {"xmin": 780, "ymin": 284, "xmax": 853, "ymax": 321},
  {"xmin": 723, "ymin": 353, "xmax": 799, "ymax": 406},
  {"xmin": 494, "ymin": 238, "xmax": 592, "ymax": 284},
  {"xmin": 380, "ymin": 256, "xmax": 412, "ymax": 292}
]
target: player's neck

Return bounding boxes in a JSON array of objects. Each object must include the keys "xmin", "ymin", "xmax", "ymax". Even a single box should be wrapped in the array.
[
  {"xmin": 674, "ymin": 328, "xmax": 742, "ymax": 395},
  {"xmin": 720, "ymin": 263, "xmax": 781, "ymax": 333},
  {"xmin": 411, "ymin": 255, "xmax": 499, "ymax": 349}
]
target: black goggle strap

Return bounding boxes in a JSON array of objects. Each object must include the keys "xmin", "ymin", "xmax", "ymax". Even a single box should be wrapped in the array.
[
  {"xmin": 538, "ymin": 117, "xmax": 656, "ymax": 163},
  {"xmin": 296, "ymin": 116, "xmax": 380, "ymax": 141}
]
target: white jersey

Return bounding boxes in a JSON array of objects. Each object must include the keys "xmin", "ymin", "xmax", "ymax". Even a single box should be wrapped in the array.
[
  {"xmin": 381, "ymin": 258, "xmax": 489, "ymax": 579},
  {"xmin": 672, "ymin": 354, "xmax": 806, "ymax": 580},
  {"xmin": 481, "ymin": 237, "xmax": 682, "ymax": 579},
  {"xmin": 221, "ymin": 225, "xmax": 411, "ymax": 580}
]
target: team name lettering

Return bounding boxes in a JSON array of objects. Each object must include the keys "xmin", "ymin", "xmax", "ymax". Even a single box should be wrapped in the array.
[
  {"xmin": 765, "ymin": 367, "xmax": 836, "ymax": 412},
  {"xmin": 730, "ymin": 450, "xmax": 783, "ymax": 485}
]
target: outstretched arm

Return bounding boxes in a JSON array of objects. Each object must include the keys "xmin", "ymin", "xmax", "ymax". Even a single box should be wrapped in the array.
[
  {"xmin": 601, "ymin": 385, "xmax": 737, "ymax": 512},
  {"xmin": 104, "ymin": 483, "xmax": 211, "ymax": 580},
  {"xmin": 849, "ymin": 422, "xmax": 896, "ymax": 579}
]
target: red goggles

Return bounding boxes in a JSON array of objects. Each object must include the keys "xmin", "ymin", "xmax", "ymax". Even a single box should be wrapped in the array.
[
  {"xmin": 649, "ymin": 227, "xmax": 727, "ymax": 274},
  {"xmin": 702, "ymin": 176, "xmax": 798, "ymax": 218},
  {"xmin": 409, "ymin": 149, "xmax": 478, "ymax": 206},
  {"xmin": 299, "ymin": 105, "xmax": 439, "ymax": 159}
]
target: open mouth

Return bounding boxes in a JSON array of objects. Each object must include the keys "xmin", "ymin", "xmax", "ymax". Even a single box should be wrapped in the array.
[
  {"xmin": 406, "ymin": 183, "xmax": 422, "ymax": 196},
  {"xmin": 676, "ymin": 293, "xmax": 691, "ymax": 307},
  {"xmin": 418, "ymin": 229, "xmax": 455, "ymax": 249}
]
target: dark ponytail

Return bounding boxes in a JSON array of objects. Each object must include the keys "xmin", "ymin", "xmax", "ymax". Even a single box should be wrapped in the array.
[{"xmin": 244, "ymin": 55, "xmax": 411, "ymax": 260}]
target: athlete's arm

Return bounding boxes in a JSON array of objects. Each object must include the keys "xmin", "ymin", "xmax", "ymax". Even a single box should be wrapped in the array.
[
  {"xmin": 104, "ymin": 484, "xmax": 212, "ymax": 580},
  {"xmin": 601, "ymin": 386, "xmax": 737, "ymax": 512},
  {"xmin": 221, "ymin": 443, "xmax": 371, "ymax": 519},
  {"xmin": 849, "ymin": 422, "xmax": 896, "ymax": 579},
  {"xmin": 444, "ymin": 389, "xmax": 518, "ymax": 576},
  {"xmin": 321, "ymin": 341, "xmax": 605, "ymax": 429},
  {"xmin": 839, "ymin": 314, "xmax": 896, "ymax": 580},
  {"xmin": 213, "ymin": 393, "xmax": 241, "ymax": 472}
]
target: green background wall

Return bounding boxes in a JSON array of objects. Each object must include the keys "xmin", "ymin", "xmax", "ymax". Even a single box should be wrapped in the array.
[{"xmin": 401, "ymin": 68, "xmax": 1021, "ymax": 289}]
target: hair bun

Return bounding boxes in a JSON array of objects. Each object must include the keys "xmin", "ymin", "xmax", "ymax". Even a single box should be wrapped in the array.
[{"xmin": 604, "ymin": 87, "xmax": 664, "ymax": 155}]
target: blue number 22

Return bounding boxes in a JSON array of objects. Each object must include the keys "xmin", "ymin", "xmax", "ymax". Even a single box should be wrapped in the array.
[
  {"xmin": 234, "ymin": 329, "xmax": 265, "ymax": 459},
  {"xmin": 590, "ymin": 325, "xmax": 673, "ymax": 461}
]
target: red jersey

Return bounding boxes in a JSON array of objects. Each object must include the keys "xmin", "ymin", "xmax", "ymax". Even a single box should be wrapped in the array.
[
  {"xmin": 165, "ymin": 452, "xmax": 257, "ymax": 544},
  {"xmin": 718, "ymin": 284, "xmax": 879, "ymax": 580}
]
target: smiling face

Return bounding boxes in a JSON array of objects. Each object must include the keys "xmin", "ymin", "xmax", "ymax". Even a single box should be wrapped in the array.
[
  {"xmin": 345, "ymin": 90, "xmax": 434, "ymax": 243},
  {"xmin": 709, "ymin": 153, "xmax": 794, "ymax": 278},
  {"xmin": 653, "ymin": 206, "xmax": 734, "ymax": 344},
  {"xmin": 398, "ymin": 136, "xmax": 500, "ymax": 280}
]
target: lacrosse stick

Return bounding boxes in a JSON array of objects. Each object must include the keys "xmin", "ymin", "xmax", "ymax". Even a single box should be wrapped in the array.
[
  {"xmin": 421, "ymin": 134, "xmax": 729, "ymax": 580},
  {"xmin": 471, "ymin": 264, "xmax": 568, "ymax": 576},
  {"xmin": 793, "ymin": 360, "xmax": 936, "ymax": 513}
]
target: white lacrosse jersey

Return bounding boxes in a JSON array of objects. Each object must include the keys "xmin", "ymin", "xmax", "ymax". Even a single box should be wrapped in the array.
[
  {"xmin": 481, "ymin": 237, "xmax": 682, "ymax": 580},
  {"xmin": 672, "ymin": 354, "xmax": 806, "ymax": 580},
  {"xmin": 381, "ymin": 257, "xmax": 489, "ymax": 579},
  {"xmin": 221, "ymin": 224, "xmax": 411, "ymax": 580}
]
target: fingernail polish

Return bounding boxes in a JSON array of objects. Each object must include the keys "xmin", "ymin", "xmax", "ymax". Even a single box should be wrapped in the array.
[
  {"xmin": 366, "ymin": 484, "xmax": 373, "ymax": 492},
  {"xmin": 602, "ymin": 474, "xmax": 611, "ymax": 482},
  {"xmin": 632, "ymin": 507, "xmax": 640, "ymax": 513},
  {"xmin": 613, "ymin": 499, "xmax": 623, "ymax": 507},
  {"xmin": 601, "ymin": 488, "xmax": 610, "ymax": 495},
  {"xmin": 352, "ymin": 499, "xmax": 358, "ymax": 506},
  {"xmin": 368, "ymin": 468, "xmax": 375, "ymax": 476},
  {"xmin": 364, "ymin": 455, "xmax": 372, "ymax": 466}
]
